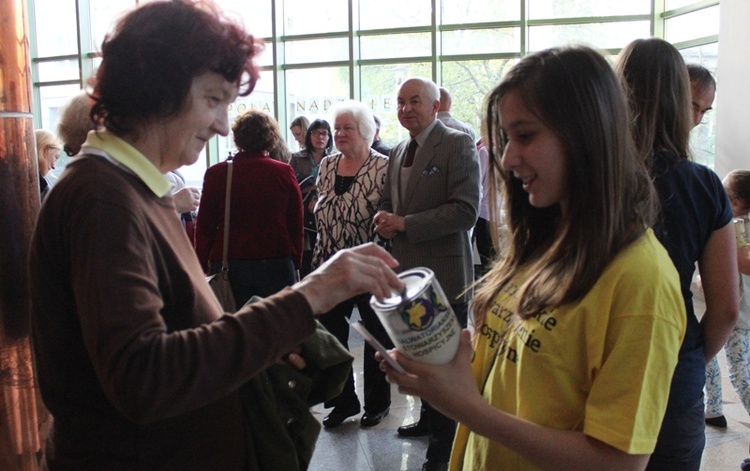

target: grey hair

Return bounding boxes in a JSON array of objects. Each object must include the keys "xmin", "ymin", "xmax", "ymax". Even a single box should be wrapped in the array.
[
  {"xmin": 405, "ymin": 77, "xmax": 440, "ymax": 103},
  {"xmin": 331, "ymin": 100, "xmax": 376, "ymax": 147}
]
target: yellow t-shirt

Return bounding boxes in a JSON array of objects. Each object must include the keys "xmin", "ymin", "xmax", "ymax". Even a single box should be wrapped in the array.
[{"xmin": 450, "ymin": 229, "xmax": 686, "ymax": 471}]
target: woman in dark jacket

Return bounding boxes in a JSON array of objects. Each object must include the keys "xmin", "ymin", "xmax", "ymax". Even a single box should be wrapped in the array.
[{"xmin": 290, "ymin": 118, "xmax": 333, "ymax": 277}]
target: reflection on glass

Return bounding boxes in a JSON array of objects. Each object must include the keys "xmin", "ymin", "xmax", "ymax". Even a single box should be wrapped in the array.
[
  {"xmin": 441, "ymin": 59, "xmax": 516, "ymax": 137},
  {"xmin": 665, "ymin": 5, "xmax": 719, "ymax": 44},
  {"xmin": 89, "ymin": 0, "xmax": 135, "ymax": 51},
  {"xmin": 254, "ymin": 45, "xmax": 273, "ymax": 68},
  {"xmin": 40, "ymin": 84, "xmax": 82, "ymax": 130},
  {"xmin": 681, "ymin": 43, "xmax": 719, "ymax": 169},
  {"xmin": 360, "ymin": 63, "xmax": 432, "ymax": 146},
  {"xmin": 34, "ymin": 0, "xmax": 78, "ymax": 57},
  {"xmin": 217, "ymin": 0, "xmax": 273, "ymax": 38},
  {"xmin": 285, "ymin": 67, "xmax": 349, "ymax": 146},
  {"xmin": 442, "ymin": 0, "xmax": 520, "ymax": 23},
  {"xmin": 666, "ymin": 0, "xmax": 701, "ymax": 10},
  {"xmin": 361, "ymin": 33, "xmax": 431, "ymax": 60},
  {"xmin": 177, "ymin": 148, "xmax": 208, "ymax": 189},
  {"xmin": 217, "ymin": 70, "xmax": 276, "ymax": 165},
  {"xmin": 285, "ymin": 38, "xmax": 349, "ymax": 64},
  {"xmin": 680, "ymin": 42, "xmax": 718, "ymax": 70},
  {"xmin": 529, "ymin": 21, "xmax": 650, "ymax": 52},
  {"xmin": 39, "ymin": 83, "xmax": 84, "ymax": 179},
  {"xmin": 529, "ymin": 0, "xmax": 650, "ymax": 19},
  {"xmin": 284, "ymin": 0, "xmax": 348, "ymax": 36},
  {"xmin": 38, "ymin": 59, "xmax": 79, "ymax": 82},
  {"xmin": 442, "ymin": 28, "xmax": 520, "ymax": 56},
  {"xmin": 359, "ymin": 0, "xmax": 431, "ymax": 30}
]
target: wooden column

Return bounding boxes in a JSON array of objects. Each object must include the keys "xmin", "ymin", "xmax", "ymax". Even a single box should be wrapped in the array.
[{"xmin": 0, "ymin": 0, "xmax": 47, "ymax": 469}]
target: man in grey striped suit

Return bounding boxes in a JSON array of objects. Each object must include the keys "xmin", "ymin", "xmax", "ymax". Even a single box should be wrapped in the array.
[{"xmin": 374, "ymin": 77, "xmax": 480, "ymax": 471}]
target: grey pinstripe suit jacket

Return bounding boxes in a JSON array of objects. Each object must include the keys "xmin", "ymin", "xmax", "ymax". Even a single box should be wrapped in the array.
[{"xmin": 380, "ymin": 119, "xmax": 480, "ymax": 303}]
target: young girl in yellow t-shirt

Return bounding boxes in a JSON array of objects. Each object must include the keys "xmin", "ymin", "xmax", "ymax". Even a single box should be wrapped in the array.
[{"xmin": 379, "ymin": 46, "xmax": 687, "ymax": 471}]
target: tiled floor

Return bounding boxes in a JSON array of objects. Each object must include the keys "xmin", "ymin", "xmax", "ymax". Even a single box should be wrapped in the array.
[{"xmin": 309, "ymin": 302, "xmax": 750, "ymax": 471}]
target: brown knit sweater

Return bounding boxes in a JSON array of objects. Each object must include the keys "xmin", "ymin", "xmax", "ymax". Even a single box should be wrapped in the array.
[{"xmin": 29, "ymin": 155, "xmax": 315, "ymax": 469}]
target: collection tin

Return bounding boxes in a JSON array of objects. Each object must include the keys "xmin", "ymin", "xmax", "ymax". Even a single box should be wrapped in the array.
[{"xmin": 370, "ymin": 268, "xmax": 461, "ymax": 365}]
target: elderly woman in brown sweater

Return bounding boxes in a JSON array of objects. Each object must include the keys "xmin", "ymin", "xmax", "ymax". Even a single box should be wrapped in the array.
[{"xmin": 28, "ymin": 1, "xmax": 401, "ymax": 469}]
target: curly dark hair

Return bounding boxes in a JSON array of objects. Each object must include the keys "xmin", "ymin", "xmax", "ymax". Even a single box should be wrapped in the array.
[
  {"xmin": 90, "ymin": 0, "xmax": 262, "ymax": 134},
  {"xmin": 232, "ymin": 110, "xmax": 282, "ymax": 154}
]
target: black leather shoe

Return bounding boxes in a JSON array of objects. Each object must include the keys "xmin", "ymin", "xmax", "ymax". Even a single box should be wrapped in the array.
[
  {"xmin": 397, "ymin": 421, "xmax": 428, "ymax": 437},
  {"xmin": 705, "ymin": 415, "xmax": 727, "ymax": 428},
  {"xmin": 360, "ymin": 408, "xmax": 389, "ymax": 427},
  {"xmin": 323, "ymin": 405, "xmax": 360, "ymax": 429},
  {"xmin": 422, "ymin": 460, "xmax": 448, "ymax": 471}
]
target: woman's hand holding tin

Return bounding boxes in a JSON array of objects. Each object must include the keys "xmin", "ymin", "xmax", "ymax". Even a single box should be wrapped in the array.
[{"xmin": 293, "ymin": 242, "xmax": 403, "ymax": 314}]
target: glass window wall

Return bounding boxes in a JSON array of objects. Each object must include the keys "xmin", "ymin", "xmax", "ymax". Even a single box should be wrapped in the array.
[
  {"xmin": 359, "ymin": 0, "xmax": 432, "ymax": 30},
  {"xmin": 28, "ymin": 0, "xmax": 721, "ymax": 174}
]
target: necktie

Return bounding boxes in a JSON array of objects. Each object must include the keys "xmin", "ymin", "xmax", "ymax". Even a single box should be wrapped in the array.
[{"xmin": 403, "ymin": 139, "xmax": 418, "ymax": 168}]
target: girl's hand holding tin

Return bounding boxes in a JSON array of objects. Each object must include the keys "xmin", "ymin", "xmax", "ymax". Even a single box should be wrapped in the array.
[{"xmin": 377, "ymin": 329, "xmax": 483, "ymax": 424}]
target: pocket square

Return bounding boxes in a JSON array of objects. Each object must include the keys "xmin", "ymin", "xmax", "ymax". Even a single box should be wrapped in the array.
[{"xmin": 422, "ymin": 165, "xmax": 441, "ymax": 176}]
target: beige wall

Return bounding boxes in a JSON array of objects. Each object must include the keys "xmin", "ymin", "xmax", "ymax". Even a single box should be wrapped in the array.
[{"xmin": 715, "ymin": 0, "xmax": 750, "ymax": 178}]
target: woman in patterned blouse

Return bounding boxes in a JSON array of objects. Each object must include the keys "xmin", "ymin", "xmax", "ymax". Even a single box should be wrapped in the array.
[{"xmin": 312, "ymin": 100, "xmax": 393, "ymax": 429}]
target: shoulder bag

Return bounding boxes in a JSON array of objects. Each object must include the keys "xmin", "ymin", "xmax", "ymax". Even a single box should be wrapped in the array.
[{"xmin": 206, "ymin": 161, "xmax": 238, "ymax": 312}]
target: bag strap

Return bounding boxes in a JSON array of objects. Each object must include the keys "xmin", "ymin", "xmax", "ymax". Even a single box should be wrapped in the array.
[{"xmin": 221, "ymin": 161, "xmax": 233, "ymax": 273}]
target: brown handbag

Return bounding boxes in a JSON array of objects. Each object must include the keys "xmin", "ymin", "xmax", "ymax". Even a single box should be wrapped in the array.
[{"xmin": 206, "ymin": 160, "xmax": 237, "ymax": 312}]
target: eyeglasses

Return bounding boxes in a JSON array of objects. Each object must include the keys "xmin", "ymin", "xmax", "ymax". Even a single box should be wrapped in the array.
[{"xmin": 311, "ymin": 130, "xmax": 329, "ymax": 138}]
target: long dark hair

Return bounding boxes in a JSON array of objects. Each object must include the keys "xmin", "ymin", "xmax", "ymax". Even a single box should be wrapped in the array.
[
  {"xmin": 474, "ymin": 46, "xmax": 656, "ymax": 324},
  {"xmin": 616, "ymin": 38, "xmax": 692, "ymax": 165}
]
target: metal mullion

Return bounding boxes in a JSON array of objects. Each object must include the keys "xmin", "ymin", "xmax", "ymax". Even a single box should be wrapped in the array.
[
  {"xmin": 27, "ymin": 0, "xmax": 41, "ymax": 127},
  {"xmin": 432, "ymin": 0, "xmax": 439, "ymax": 84},
  {"xmin": 349, "ymin": 0, "xmax": 359, "ymax": 101},
  {"xmin": 32, "ymin": 54, "xmax": 80, "ymax": 63},
  {"xmin": 652, "ymin": 0, "xmax": 665, "ymax": 38},
  {"xmin": 77, "ymin": 0, "xmax": 93, "ymax": 88},
  {"xmin": 75, "ymin": 0, "xmax": 84, "ymax": 88},
  {"xmin": 33, "ymin": 79, "xmax": 82, "ymax": 87},
  {"xmin": 663, "ymin": 0, "xmax": 719, "ymax": 19},
  {"xmin": 280, "ymin": 60, "xmax": 352, "ymax": 71},
  {"xmin": 357, "ymin": 56, "xmax": 435, "ymax": 67},
  {"xmin": 671, "ymin": 35, "xmax": 720, "ymax": 50},
  {"xmin": 281, "ymin": 31, "xmax": 349, "ymax": 42},
  {"xmin": 271, "ymin": 0, "xmax": 285, "ymax": 127},
  {"xmin": 521, "ymin": 0, "xmax": 527, "ymax": 55},
  {"xmin": 440, "ymin": 52, "xmax": 522, "ymax": 63},
  {"xmin": 526, "ymin": 14, "xmax": 651, "ymax": 27},
  {"xmin": 358, "ymin": 26, "xmax": 434, "ymax": 37},
  {"xmin": 440, "ymin": 21, "xmax": 522, "ymax": 32}
]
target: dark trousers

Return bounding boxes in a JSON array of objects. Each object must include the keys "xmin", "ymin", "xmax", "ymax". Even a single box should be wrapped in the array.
[
  {"xmin": 473, "ymin": 217, "xmax": 496, "ymax": 278},
  {"xmin": 318, "ymin": 293, "xmax": 392, "ymax": 413},
  {"xmin": 210, "ymin": 256, "xmax": 296, "ymax": 307},
  {"xmin": 422, "ymin": 302, "xmax": 469, "ymax": 463},
  {"xmin": 645, "ymin": 393, "xmax": 705, "ymax": 471},
  {"xmin": 300, "ymin": 227, "xmax": 317, "ymax": 278}
]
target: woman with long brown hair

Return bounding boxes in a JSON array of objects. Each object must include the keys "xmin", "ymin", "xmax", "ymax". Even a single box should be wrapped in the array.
[{"xmin": 617, "ymin": 37, "xmax": 739, "ymax": 471}]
